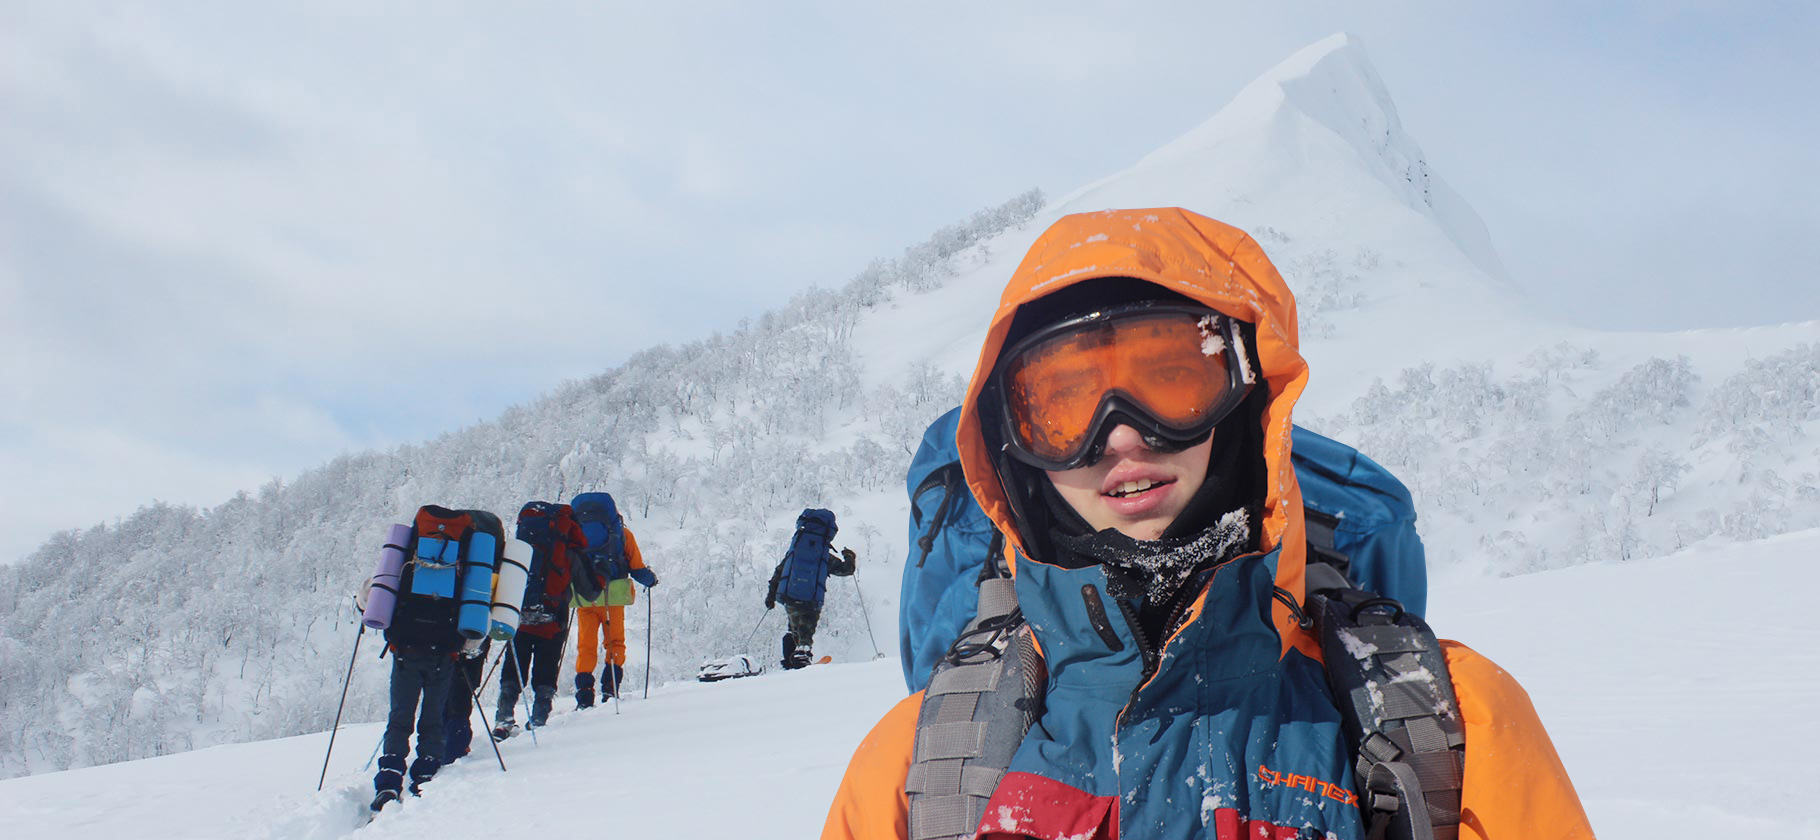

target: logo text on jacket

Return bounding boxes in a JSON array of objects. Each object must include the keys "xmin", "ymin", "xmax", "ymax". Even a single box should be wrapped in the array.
[{"xmin": 1256, "ymin": 763, "xmax": 1358, "ymax": 807}]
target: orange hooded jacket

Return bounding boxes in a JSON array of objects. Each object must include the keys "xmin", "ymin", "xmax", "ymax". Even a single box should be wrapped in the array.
[{"xmin": 821, "ymin": 208, "xmax": 1592, "ymax": 839}]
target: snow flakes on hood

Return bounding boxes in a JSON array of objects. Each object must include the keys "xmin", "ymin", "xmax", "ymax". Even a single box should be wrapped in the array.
[{"xmin": 1032, "ymin": 264, "xmax": 1101, "ymax": 293}]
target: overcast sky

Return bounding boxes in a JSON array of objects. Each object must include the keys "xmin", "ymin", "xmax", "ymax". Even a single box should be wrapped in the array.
[{"xmin": 3, "ymin": 1, "xmax": 1816, "ymax": 563}]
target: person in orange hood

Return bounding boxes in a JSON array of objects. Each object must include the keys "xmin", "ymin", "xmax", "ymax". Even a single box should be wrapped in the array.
[{"xmin": 821, "ymin": 209, "xmax": 1592, "ymax": 840}]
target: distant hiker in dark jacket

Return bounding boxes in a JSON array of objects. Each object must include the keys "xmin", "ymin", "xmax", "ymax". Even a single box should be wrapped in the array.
[
  {"xmin": 495, "ymin": 501, "xmax": 588, "ymax": 737},
  {"xmin": 766, "ymin": 508, "xmax": 857, "ymax": 669}
]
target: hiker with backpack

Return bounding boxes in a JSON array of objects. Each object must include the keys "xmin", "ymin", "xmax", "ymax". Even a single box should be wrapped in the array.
[
  {"xmin": 765, "ymin": 508, "xmax": 858, "ymax": 669},
  {"xmin": 358, "ymin": 505, "xmax": 504, "ymax": 812},
  {"xmin": 821, "ymin": 209, "xmax": 1591, "ymax": 839},
  {"xmin": 492, "ymin": 501, "xmax": 589, "ymax": 738},
  {"xmin": 568, "ymin": 492, "xmax": 658, "ymax": 707}
]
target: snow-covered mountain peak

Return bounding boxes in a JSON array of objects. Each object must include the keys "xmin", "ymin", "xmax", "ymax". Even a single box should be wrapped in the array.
[{"xmin": 1049, "ymin": 33, "xmax": 1519, "ymax": 345}]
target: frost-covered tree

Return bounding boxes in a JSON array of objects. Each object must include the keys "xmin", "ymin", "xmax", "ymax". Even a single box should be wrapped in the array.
[{"xmin": 0, "ymin": 189, "xmax": 1045, "ymax": 778}]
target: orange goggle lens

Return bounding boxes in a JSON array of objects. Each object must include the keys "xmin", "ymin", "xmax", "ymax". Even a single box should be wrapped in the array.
[{"xmin": 1004, "ymin": 312, "xmax": 1236, "ymax": 464}]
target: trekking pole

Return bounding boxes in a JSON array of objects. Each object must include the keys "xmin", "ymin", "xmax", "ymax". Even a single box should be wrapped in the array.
[
  {"xmin": 478, "ymin": 641, "xmax": 508, "ymax": 695},
  {"xmin": 458, "ymin": 664, "xmax": 507, "ymax": 772},
  {"xmin": 317, "ymin": 605, "xmax": 365, "ymax": 791},
  {"xmin": 850, "ymin": 574, "xmax": 882, "ymax": 658},
  {"xmin": 608, "ymin": 611, "xmax": 621, "ymax": 715},
  {"xmin": 362, "ymin": 731, "xmax": 383, "ymax": 772},
  {"xmin": 506, "ymin": 641, "xmax": 538, "ymax": 747},
  {"xmin": 742, "ymin": 607, "xmax": 773, "ymax": 651},
  {"xmin": 651, "ymin": 589, "xmax": 658, "ymax": 701}
]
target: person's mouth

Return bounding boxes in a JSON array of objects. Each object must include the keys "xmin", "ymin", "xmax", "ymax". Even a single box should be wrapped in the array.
[{"xmin": 1105, "ymin": 477, "xmax": 1176, "ymax": 498}]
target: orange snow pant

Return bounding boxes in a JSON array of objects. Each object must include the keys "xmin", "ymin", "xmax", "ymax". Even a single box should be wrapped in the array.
[{"xmin": 574, "ymin": 605, "xmax": 627, "ymax": 672}]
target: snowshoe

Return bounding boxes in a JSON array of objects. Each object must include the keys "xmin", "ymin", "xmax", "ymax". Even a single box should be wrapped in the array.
[
  {"xmin": 697, "ymin": 654, "xmax": 763, "ymax": 682},
  {"xmin": 491, "ymin": 722, "xmax": 520, "ymax": 741},
  {"xmin": 369, "ymin": 789, "xmax": 401, "ymax": 813}
]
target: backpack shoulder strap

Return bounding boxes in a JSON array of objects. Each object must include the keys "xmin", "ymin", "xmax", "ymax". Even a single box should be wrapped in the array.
[
  {"xmin": 1306, "ymin": 569, "xmax": 1465, "ymax": 840},
  {"xmin": 911, "ymin": 462, "xmax": 967, "ymax": 568},
  {"xmin": 905, "ymin": 556, "xmax": 1039, "ymax": 840},
  {"xmin": 1303, "ymin": 506, "xmax": 1355, "ymax": 581}
]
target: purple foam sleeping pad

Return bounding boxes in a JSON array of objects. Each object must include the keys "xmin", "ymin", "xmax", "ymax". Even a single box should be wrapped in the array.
[{"xmin": 363, "ymin": 523, "xmax": 411, "ymax": 630}]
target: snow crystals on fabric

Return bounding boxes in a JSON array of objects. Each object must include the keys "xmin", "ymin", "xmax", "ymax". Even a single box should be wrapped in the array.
[
  {"xmin": 1060, "ymin": 509, "xmax": 1252, "ymax": 609},
  {"xmin": 1337, "ymin": 629, "xmax": 1378, "ymax": 663}
]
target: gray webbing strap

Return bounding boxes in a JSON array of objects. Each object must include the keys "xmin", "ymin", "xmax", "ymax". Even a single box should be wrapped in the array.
[
  {"xmin": 906, "ymin": 559, "xmax": 1040, "ymax": 840},
  {"xmin": 976, "ymin": 577, "xmax": 1017, "ymax": 625},
  {"xmin": 1308, "ymin": 567, "xmax": 1466, "ymax": 840}
]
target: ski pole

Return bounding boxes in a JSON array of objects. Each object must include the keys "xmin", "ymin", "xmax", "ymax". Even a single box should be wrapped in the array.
[
  {"xmin": 651, "ymin": 589, "xmax": 658, "ymax": 701},
  {"xmin": 458, "ymin": 663, "xmax": 507, "ymax": 772},
  {"xmin": 609, "ymin": 611, "xmax": 621, "ymax": 715},
  {"xmin": 317, "ymin": 607, "xmax": 365, "ymax": 791},
  {"xmin": 742, "ymin": 607, "xmax": 773, "ymax": 651},
  {"xmin": 850, "ymin": 574, "xmax": 882, "ymax": 658},
  {"xmin": 506, "ymin": 640, "xmax": 538, "ymax": 747},
  {"xmin": 362, "ymin": 731, "xmax": 383, "ymax": 772},
  {"xmin": 478, "ymin": 641, "xmax": 508, "ymax": 695}
]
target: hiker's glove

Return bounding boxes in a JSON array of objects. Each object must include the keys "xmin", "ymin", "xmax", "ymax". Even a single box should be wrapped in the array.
[
  {"xmin": 631, "ymin": 567, "xmax": 658, "ymax": 588},
  {"xmin": 841, "ymin": 548, "xmax": 857, "ymax": 564},
  {"xmin": 765, "ymin": 592, "xmax": 777, "ymax": 610}
]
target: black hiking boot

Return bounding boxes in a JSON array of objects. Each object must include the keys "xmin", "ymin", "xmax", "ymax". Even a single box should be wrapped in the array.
[
  {"xmin": 601, "ymin": 664, "xmax": 624, "ymax": 699},
  {"xmin": 530, "ymin": 685, "xmax": 554, "ymax": 728},
  {"xmin": 373, "ymin": 753, "xmax": 405, "ymax": 798},
  {"xmin": 406, "ymin": 755, "xmax": 440, "ymax": 796},
  {"xmin": 781, "ymin": 632, "xmax": 800, "ymax": 669},
  {"xmin": 370, "ymin": 789, "xmax": 401, "ymax": 813},
  {"xmin": 574, "ymin": 672, "xmax": 596, "ymax": 710}
]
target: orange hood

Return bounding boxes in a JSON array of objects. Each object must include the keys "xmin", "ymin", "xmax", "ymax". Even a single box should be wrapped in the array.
[{"xmin": 956, "ymin": 208, "xmax": 1316, "ymax": 649}]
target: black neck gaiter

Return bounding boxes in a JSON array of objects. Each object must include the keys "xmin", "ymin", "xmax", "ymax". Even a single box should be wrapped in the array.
[{"xmin": 1035, "ymin": 395, "xmax": 1267, "ymax": 647}]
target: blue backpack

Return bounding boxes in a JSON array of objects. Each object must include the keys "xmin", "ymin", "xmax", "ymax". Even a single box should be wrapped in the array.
[
  {"xmin": 777, "ymin": 508, "xmax": 840, "ymax": 606},
  {"xmin": 569, "ymin": 492, "xmax": 625, "ymax": 602},
  {"xmin": 898, "ymin": 407, "xmax": 1427, "ymax": 693}
]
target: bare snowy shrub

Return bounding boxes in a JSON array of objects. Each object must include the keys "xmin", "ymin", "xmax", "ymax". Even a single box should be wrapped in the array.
[{"xmin": 1696, "ymin": 343, "xmax": 1820, "ymax": 444}]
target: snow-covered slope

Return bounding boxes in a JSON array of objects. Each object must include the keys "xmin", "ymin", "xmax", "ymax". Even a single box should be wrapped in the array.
[
  {"xmin": 2, "ymin": 531, "xmax": 1813, "ymax": 839},
  {"xmin": 4, "ymin": 32, "xmax": 1818, "ymax": 785}
]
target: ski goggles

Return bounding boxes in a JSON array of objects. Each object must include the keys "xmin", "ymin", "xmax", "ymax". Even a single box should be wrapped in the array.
[{"xmin": 991, "ymin": 303, "xmax": 1255, "ymax": 471}]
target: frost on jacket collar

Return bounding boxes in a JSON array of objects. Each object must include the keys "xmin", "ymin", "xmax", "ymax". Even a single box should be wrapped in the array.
[{"xmin": 955, "ymin": 207, "xmax": 1319, "ymax": 662}]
